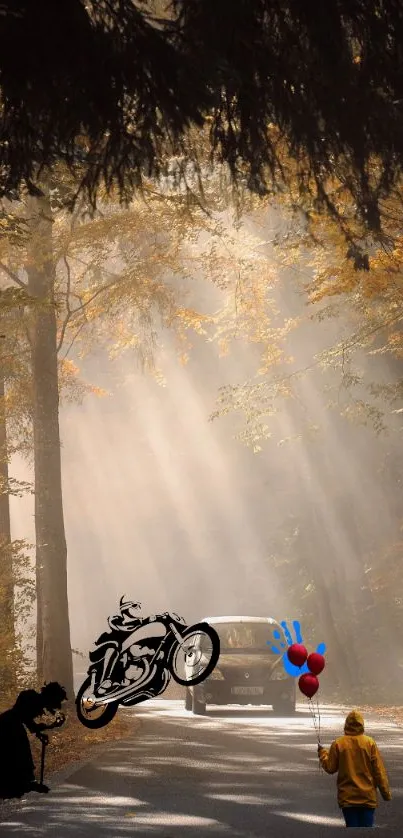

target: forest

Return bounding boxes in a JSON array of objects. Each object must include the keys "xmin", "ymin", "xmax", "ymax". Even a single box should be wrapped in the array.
[{"xmin": 1, "ymin": 1, "xmax": 403, "ymax": 719}]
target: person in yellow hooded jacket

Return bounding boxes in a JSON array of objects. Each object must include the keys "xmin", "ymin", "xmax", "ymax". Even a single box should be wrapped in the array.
[{"xmin": 318, "ymin": 710, "xmax": 391, "ymax": 828}]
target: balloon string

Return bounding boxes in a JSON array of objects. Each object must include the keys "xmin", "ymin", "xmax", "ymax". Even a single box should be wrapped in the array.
[
  {"xmin": 309, "ymin": 697, "xmax": 321, "ymax": 744},
  {"xmin": 308, "ymin": 699, "xmax": 323, "ymax": 775},
  {"xmin": 315, "ymin": 695, "xmax": 323, "ymax": 775},
  {"xmin": 315, "ymin": 694, "xmax": 321, "ymax": 743},
  {"xmin": 308, "ymin": 697, "xmax": 319, "ymax": 740}
]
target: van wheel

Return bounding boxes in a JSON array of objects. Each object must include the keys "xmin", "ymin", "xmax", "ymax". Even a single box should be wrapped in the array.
[
  {"xmin": 185, "ymin": 689, "xmax": 192, "ymax": 711},
  {"xmin": 192, "ymin": 693, "xmax": 206, "ymax": 715}
]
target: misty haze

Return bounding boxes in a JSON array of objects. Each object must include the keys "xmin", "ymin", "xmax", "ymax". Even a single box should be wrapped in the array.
[{"xmin": 1, "ymin": 5, "xmax": 403, "ymax": 831}]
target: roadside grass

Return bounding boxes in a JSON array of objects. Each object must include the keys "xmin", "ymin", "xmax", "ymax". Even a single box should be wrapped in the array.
[
  {"xmin": 30, "ymin": 709, "xmax": 139, "ymax": 779},
  {"xmin": 359, "ymin": 705, "xmax": 403, "ymax": 728},
  {"xmin": 319, "ymin": 684, "xmax": 403, "ymax": 728}
]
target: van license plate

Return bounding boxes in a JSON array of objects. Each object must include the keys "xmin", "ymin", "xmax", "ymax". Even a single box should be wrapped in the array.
[{"xmin": 231, "ymin": 686, "xmax": 264, "ymax": 696}]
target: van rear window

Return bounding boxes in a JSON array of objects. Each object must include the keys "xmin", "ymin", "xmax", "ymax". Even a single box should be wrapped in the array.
[{"xmin": 212, "ymin": 622, "xmax": 281, "ymax": 651}]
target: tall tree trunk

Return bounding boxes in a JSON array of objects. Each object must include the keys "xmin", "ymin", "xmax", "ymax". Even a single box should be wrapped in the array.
[
  {"xmin": 25, "ymin": 192, "xmax": 74, "ymax": 697},
  {"xmin": 0, "ymin": 368, "xmax": 16, "ymax": 693}
]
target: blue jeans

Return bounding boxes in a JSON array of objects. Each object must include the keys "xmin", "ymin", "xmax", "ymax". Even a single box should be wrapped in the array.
[{"xmin": 342, "ymin": 807, "xmax": 375, "ymax": 827}]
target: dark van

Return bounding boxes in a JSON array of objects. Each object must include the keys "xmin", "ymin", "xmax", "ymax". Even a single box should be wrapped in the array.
[{"xmin": 185, "ymin": 615, "xmax": 296, "ymax": 716}]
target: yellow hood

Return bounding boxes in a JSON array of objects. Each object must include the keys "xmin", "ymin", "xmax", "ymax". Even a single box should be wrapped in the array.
[
  {"xmin": 319, "ymin": 708, "xmax": 392, "ymax": 808},
  {"xmin": 344, "ymin": 710, "xmax": 364, "ymax": 735}
]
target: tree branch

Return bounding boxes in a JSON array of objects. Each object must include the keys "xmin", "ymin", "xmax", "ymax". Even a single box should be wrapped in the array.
[
  {"xmin": 56, "ymin": 255, "xmax": 73, "ymax": 354},
  {"xmin": 71, "ymin": 278, "xmax": 119, "ymax": 313},
  {"xmin": 0, "ymin": 262, "xmax": 28, "ymax": 290},
  {"xmin": 61, "ymin": 320, "xmax": 88, "ymax": 360},
  {"xmin": 56, "ymin": 255, "xmax": 120, "ymax": 355}
]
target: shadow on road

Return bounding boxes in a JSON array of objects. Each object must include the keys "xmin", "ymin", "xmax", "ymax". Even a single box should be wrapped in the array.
[
  {"xmin": 205, "ymin": 707, "xmax": 303, "ymax": 719},
  {"xmin": 0, "ymin": 703, "xmax": 400, "ymax": 836}
]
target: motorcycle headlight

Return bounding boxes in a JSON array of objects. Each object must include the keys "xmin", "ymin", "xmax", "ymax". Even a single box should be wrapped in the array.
[{"xmin": 209, "ymin": 669, "xmax": 225, "ymax": 680}]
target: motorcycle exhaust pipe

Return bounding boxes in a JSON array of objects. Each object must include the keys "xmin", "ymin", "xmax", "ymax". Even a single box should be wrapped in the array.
[{"xmin": 92, "ymin": 662, "xmax": 156, "ymax": 706}]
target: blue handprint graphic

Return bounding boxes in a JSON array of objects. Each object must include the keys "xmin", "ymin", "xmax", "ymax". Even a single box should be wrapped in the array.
[{"xmin": 268, "ymin": 619, "xmax": 326, "ymax": 677}]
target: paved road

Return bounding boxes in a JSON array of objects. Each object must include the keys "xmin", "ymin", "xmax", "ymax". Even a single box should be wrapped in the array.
[{"xmin": 0, "ymin": 700, "xmax": 402, "ymax": 836}]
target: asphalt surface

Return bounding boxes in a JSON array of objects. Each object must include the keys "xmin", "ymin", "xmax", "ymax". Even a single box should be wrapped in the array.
[{"xmin": 0, "ymin": 700, "xmax": 402, "ymax": 836}]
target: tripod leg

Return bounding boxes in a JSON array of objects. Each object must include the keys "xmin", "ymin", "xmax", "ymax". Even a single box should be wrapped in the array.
[{"xmin": 40, "ymin": 741, "xmax": 46, "ymax": 786}]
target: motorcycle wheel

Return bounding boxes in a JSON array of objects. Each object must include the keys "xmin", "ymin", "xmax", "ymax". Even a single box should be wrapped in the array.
[
  {"xmin": 76, "ymin": 676, "xmax": 119, "ymax": 729},
  {"xmin": 169, "ymin": 622, "xmax": 220, "ymax": 687}
]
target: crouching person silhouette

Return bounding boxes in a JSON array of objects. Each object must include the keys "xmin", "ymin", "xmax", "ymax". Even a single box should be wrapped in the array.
[{"xmin": 0, "ymin": 682, "xmax": 67, "ymax": 800}]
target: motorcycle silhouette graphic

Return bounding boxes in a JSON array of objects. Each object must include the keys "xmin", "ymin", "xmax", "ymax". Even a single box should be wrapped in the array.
[{"xmin": 76, "ymin": 599, "xmax": 220, "ymax": 728}]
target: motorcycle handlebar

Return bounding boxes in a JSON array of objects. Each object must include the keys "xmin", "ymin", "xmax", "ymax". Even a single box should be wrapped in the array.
[{"xmin": 106, "ymin": 612, "xmax": 186, "ymax": 632}]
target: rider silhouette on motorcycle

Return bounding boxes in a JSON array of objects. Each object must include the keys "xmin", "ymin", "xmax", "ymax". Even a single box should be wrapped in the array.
[{"xmin": 96, "ymin": 596, "xmax": 156, "ymax": 694}]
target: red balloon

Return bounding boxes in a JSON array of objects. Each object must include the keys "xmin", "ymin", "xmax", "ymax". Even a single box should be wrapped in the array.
[
  {"xmin": 287, "ymin": 643, "xmax": 308, "ymax": 667},
  {"xmin": 299, "ymin": 673, "xmax": 319, "ymax": 698},
  {"xmin": 307, "ymin": 652, "xmax": 325, "ymax": 676}
]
